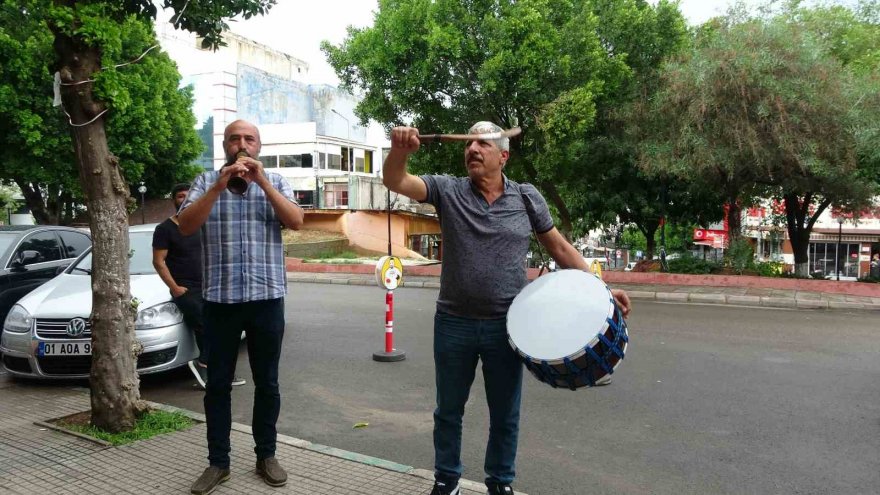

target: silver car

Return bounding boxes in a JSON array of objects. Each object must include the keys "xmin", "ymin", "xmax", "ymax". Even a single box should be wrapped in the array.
[{"xmin": 0, "ymin": 224, "xmax": 198, "ymax": 379}]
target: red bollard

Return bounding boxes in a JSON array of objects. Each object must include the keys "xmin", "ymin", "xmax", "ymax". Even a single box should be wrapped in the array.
[{"xmin": 385, "ymin": 290, "xmax": 394, "ymax": 353}]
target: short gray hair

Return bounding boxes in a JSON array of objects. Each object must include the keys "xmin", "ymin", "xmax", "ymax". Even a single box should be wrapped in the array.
[{"xmin": 468, "ymin": 121, "xmax": 509, "ymax": 151}]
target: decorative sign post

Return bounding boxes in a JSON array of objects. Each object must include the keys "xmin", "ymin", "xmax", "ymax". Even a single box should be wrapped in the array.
[{"xmin": 373, "ymin": 255, "xmax": 406, "ymax": 362}]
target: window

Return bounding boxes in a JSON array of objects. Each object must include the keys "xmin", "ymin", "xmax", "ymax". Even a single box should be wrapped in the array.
[
  {"xmin": 15, "ymin": 231, "xmax": 62, "ymax": 265},
  {"xmin": 328, "ymin": 154, "xmax": 341, "ymax": 170},
  {"xmin": 279, "ymin": 154, "xmax": 313, "ymax": 168},
  {"xmin": 324, "ymin": 183, "xmax": 348, "ymax": 208},
  {"xmin": 355, "ymin": 157, "xmax": 365, "ymax": 173},
  {"xmin": 294, "ymin": 191, "xmax": 314, "ymax": 207},
  {"xmin": 280, "ymin": 155, "xmax": 302, "ymax": 168},
  {"xmin": 810, "ymin": 242, "xmax": 859, "ymax": 278},
  {"xmin": 262, "ymin": 156, "xmax": 279, "ymax": 168},
  {"xmin": 319, "ymin": 153, "xmax": 327, "ymax": 169},
  {"xmin": 364, "ymin": 150, "xmax": 373, "ymax": 173},
  {"xmin": 58, "ymin": 231, "xmax": 91, "ymax": 259}
]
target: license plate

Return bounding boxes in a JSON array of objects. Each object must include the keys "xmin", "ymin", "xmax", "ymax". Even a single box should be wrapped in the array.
[{"xmin": 37, "ymin": 341, "xmax": 91, "ymax": 356}]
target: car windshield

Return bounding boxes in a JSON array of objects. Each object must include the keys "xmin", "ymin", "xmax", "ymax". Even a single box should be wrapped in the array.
[{"xmin": 70, "ymin": 231, "xmax": 157, "ymax": 275}]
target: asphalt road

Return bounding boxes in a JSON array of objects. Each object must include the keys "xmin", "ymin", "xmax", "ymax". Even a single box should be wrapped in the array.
[{"xmin": 141, "ymin": 284, "xmax": 880, "ymax": 495}]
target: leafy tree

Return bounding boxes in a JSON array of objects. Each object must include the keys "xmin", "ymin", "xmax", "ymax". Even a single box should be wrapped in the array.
[
  {"xmin": 324, "ymin": 0, "xmax": 693, "ymax": 238},
  {"xmin": 12, "ymin": 0, "xmax": 275, "ymax": 433},
  {"xmin": 635, "ymin": 7, "xmax": 880, "ymax": 276},
  {"xmin": 0, "ymin": 5, "xmax": 203, "ymax": 224}
]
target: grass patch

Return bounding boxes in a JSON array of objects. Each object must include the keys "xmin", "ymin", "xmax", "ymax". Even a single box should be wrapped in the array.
[
  {"xmin": 310, "ymin": 250, "xmax": 359, "ymax": 260},
  {"xmin": 57, "ymin": 409, "xmax": 194, "ymax": 446}
]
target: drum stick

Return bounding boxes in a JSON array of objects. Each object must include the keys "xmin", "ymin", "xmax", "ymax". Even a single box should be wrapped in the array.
[{"xmin": 418, "ymin": 127, "xmax": 521, "ymax": 144}]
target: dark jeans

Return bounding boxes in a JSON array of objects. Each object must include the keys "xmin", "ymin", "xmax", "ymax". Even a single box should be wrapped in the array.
[
  {"xmin": 433, "ymin": 311, "xmax": 523, "ymax": 487},
  {"xmin": 172, "ymin": 289, "xmax": 206, "ymax": 364},
  {"xmin": 203, "ymin": 298, "xmax": 285, "ymax": 468}
]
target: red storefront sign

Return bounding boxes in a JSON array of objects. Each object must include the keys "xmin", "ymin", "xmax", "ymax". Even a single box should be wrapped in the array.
[{"xmin": 693, "ymin": 228, "xmax": 728, "ymax": 247}]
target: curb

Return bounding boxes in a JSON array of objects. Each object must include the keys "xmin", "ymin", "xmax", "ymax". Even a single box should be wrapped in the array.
[
  {"xmin": 286, "ymin": 275, "xmax": 880, "ymax": 311},
  {"xmin": 145, "ymin": 400, "xmax": 514, "ymax": 494}
]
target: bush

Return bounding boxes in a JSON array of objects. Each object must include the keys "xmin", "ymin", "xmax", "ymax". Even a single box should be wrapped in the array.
[
  {"xmin": 667, "ymin": 256, "xmax": 719, "ymax": 274},
  {"xmin": 858, "ymin": 275, "xmax": 880, "ymax": 283},
  {"xmin": 724, "ymin": 238, "xmax": 755, "ymax": 275},
  {"xmin": 754, "ymin": 261, "xmax": 784, "ymax": 277}
]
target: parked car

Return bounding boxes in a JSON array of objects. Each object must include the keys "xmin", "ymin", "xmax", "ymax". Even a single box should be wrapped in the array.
[
  {"xmin": 0, "ymin": 224, "xmax": 197, "ymax": 379},
  {"xmin": 0, "ymin": 225, "xmax": 92, "ymax": 327}
]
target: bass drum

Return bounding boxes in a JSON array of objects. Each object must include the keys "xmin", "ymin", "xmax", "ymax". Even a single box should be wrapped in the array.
[{"xmin": 507, "ymin": 270, "xmax": 629, "ymax": 390}]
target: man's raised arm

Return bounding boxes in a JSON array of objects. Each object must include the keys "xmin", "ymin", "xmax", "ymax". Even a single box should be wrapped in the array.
[{"xmin": 383, "ymin": 127, "xmax": 428, "ymax": 202}]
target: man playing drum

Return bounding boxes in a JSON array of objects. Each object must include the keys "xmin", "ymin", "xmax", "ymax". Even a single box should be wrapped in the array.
[{"xmin": 383, "ymin": 122, "xmax": 632, "ymax": 495}]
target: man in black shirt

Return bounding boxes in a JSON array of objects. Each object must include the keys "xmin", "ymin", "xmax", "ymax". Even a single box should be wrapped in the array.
[{"xmin": 152, "ymin": 183, "xmax": 245, "ymax": 388}]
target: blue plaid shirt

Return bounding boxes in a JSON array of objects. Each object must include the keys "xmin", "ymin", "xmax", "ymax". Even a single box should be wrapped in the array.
[{"xmin": 180, "ymin": 171, "xmax": 296, "ymax": 304}]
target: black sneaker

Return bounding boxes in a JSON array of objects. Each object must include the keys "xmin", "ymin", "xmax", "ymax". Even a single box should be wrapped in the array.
[
  {"xmin": 487, "ymin": 484, "xmax": 514, "ymax": 495},
  {"xmin": 430, "ymin": 480, "xmax": 460, "ymax": 495}
]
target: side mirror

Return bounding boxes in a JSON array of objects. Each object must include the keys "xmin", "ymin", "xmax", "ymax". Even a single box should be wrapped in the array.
[{"xmin": 19, "ymin": 250, "xmax": 41, "ymax": 266}]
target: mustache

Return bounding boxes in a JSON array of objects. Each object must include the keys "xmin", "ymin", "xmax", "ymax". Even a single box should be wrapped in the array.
[{"xmin": 466, "ymin": 152, "xmax": 483, "ymax": 162}]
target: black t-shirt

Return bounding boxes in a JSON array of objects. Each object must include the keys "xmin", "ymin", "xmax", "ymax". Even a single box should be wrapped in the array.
[{"xmin": 152, "ymin": 217, "xmax": 202, "ymax": 291}]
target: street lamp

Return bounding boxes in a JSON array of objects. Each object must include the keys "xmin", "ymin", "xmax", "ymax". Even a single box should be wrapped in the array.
[
  {"xmin": 137, "ymin": 182, "xmax": 147, "ymax": 224},
  {"xmin": 836, "ymin": 216, "xmax": 844, "ymax": 281}
]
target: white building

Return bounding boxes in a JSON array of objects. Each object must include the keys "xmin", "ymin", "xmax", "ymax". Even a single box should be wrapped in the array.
[{"xmin": 156, "ymin": 25, "xmax": 391, "ymax": 210}]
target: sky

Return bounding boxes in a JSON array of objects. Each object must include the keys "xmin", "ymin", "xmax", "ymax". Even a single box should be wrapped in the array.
[{"xmin": 162, "ymin": 0, "xmax": 770, "ymax": 87}]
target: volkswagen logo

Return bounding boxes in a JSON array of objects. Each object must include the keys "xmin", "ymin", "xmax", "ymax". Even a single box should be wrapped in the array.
[{"xmin": 66, "ymin": 318, "xmax": 87, "ymax": 338}]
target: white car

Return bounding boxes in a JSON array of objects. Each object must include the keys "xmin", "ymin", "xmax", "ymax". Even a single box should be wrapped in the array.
[{"xmin": 0, "ymin": 224, "xmax": 197, "ymax": 379}]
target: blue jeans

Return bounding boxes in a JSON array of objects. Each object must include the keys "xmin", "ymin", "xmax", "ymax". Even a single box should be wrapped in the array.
[
  {"xmin": 433, "ymin": 311, "xmax": 523, "ymax": 487},
  {"xmin": 203, "ymin": 298, "xmax": 285, "ymax": 468}
]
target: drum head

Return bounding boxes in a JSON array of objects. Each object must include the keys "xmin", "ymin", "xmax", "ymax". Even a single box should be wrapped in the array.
[{"xmin": 507, "ymin": 270, "xmax": 612, "ymax": 361}]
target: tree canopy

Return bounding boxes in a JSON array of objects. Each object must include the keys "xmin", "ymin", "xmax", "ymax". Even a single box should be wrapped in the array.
[
  {"xmin": 633, "ymin": 2, "xmax": 880, "ymax": 274},
  {"xmin": 324, "ymin": 0, "xmax": 696, "ymax": 240},
  {"xmin": 0, "ymin": 3, "xmax": 204, "ymax": 224}
]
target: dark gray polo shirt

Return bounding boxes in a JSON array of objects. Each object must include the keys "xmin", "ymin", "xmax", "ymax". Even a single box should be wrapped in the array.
[{"xmin": 421, "ymin": 174, "xmax": 554, "ymax": 319}]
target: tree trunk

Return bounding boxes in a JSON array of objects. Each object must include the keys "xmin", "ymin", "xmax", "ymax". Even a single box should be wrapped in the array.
[
  {"xmin": 784, "ymin": 193, "xmax": 831, "ymax": 278},
  {"xmin": 53, "ymin": 31, "xmax": 145, "ymax": 432},
  {"xmin": 726, "ymin": 197, "xmax": 742, "ymax": 241},
  {"xmin": 519, "ymin": 153, "xmax": 573, "ymax": 236},
  {"xmin": 639, "ymin": 220, "xmax": 659, "ymax": 261},
  {"xmin": 14, "ymin": 180, "xmax": 56, "ymax": 224}
]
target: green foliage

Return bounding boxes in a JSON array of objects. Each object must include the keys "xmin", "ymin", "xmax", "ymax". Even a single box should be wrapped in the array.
[
  {"xmin": 0, "ymin": 3, "xmax": 204, "ymax": 222},
  {"xmin": 59, "ymin": 409, "xmax": 193, "ymax": 446},
  {"xmin": 323, "ymin": 0, "xmax": 702, "ymax": 237},
  {"xmin": 754, "ymin": 260, "xmax": 785, "ymax": 277},
  {"xmin": 724, "ymin": 238, "xmax": 755, "ymax": 275},
  {"xmin": 667, "ymin": 256, "xmax": 718, "ymax": 274},
  {"xmin": 634, "ymin": 3, "xmax": 880, "ymax": 265}
]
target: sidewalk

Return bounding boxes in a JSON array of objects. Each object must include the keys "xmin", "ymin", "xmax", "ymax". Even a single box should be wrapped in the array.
[
  {"xmin": 0, "ymin": 379, "xmax": 502, "ymax": 495},
  {"xmin": 286, "ymin": 271, "xmax": 880, "ymax": 311}
]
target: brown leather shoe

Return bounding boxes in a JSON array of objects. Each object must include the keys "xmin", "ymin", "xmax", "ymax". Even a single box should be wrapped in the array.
[
  {"xmin": 191, "ymin": 466, "xmax": 230, "ymax": 495},
  {"xmin": 256, "ymin": 457, "xmax": 288, "ymax": 487}
]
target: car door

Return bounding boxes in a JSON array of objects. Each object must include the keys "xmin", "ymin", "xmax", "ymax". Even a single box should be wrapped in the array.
[{"xmin": 0, "ymin": 230, "xmax": 64, "ymax": 324}]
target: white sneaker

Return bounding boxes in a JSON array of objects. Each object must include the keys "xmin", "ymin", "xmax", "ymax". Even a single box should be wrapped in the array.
[
  {"xmin": 232, "ymin": 376, "xmax": 246, "ymax": 386},
  {"xmin": 595, "ymin": 375, "xmax": 612, "ymax": 386}
]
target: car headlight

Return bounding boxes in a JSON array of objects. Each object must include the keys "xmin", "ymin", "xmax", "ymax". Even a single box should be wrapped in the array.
[
  {"xmin": 135, "ymin": 302, "xmax": 183, "ymax": 330},
  {"xmin": 4, "ymin": 305, "xmax": 33, "ymax": 334}
]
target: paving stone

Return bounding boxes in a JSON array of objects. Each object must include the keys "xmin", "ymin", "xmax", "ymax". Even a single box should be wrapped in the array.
[{"xmin": 0, "ymin": 384, "xmax": 516, "ymax": 495}]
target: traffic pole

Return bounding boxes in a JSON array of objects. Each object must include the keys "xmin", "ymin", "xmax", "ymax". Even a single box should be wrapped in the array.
[
  {"xmin": 374, "ymin": 256, "xmax": 405, "ymax": 362},
  {"xmin": 374, "ymin": 289, "xmax": 405, "ymax": 361}
]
